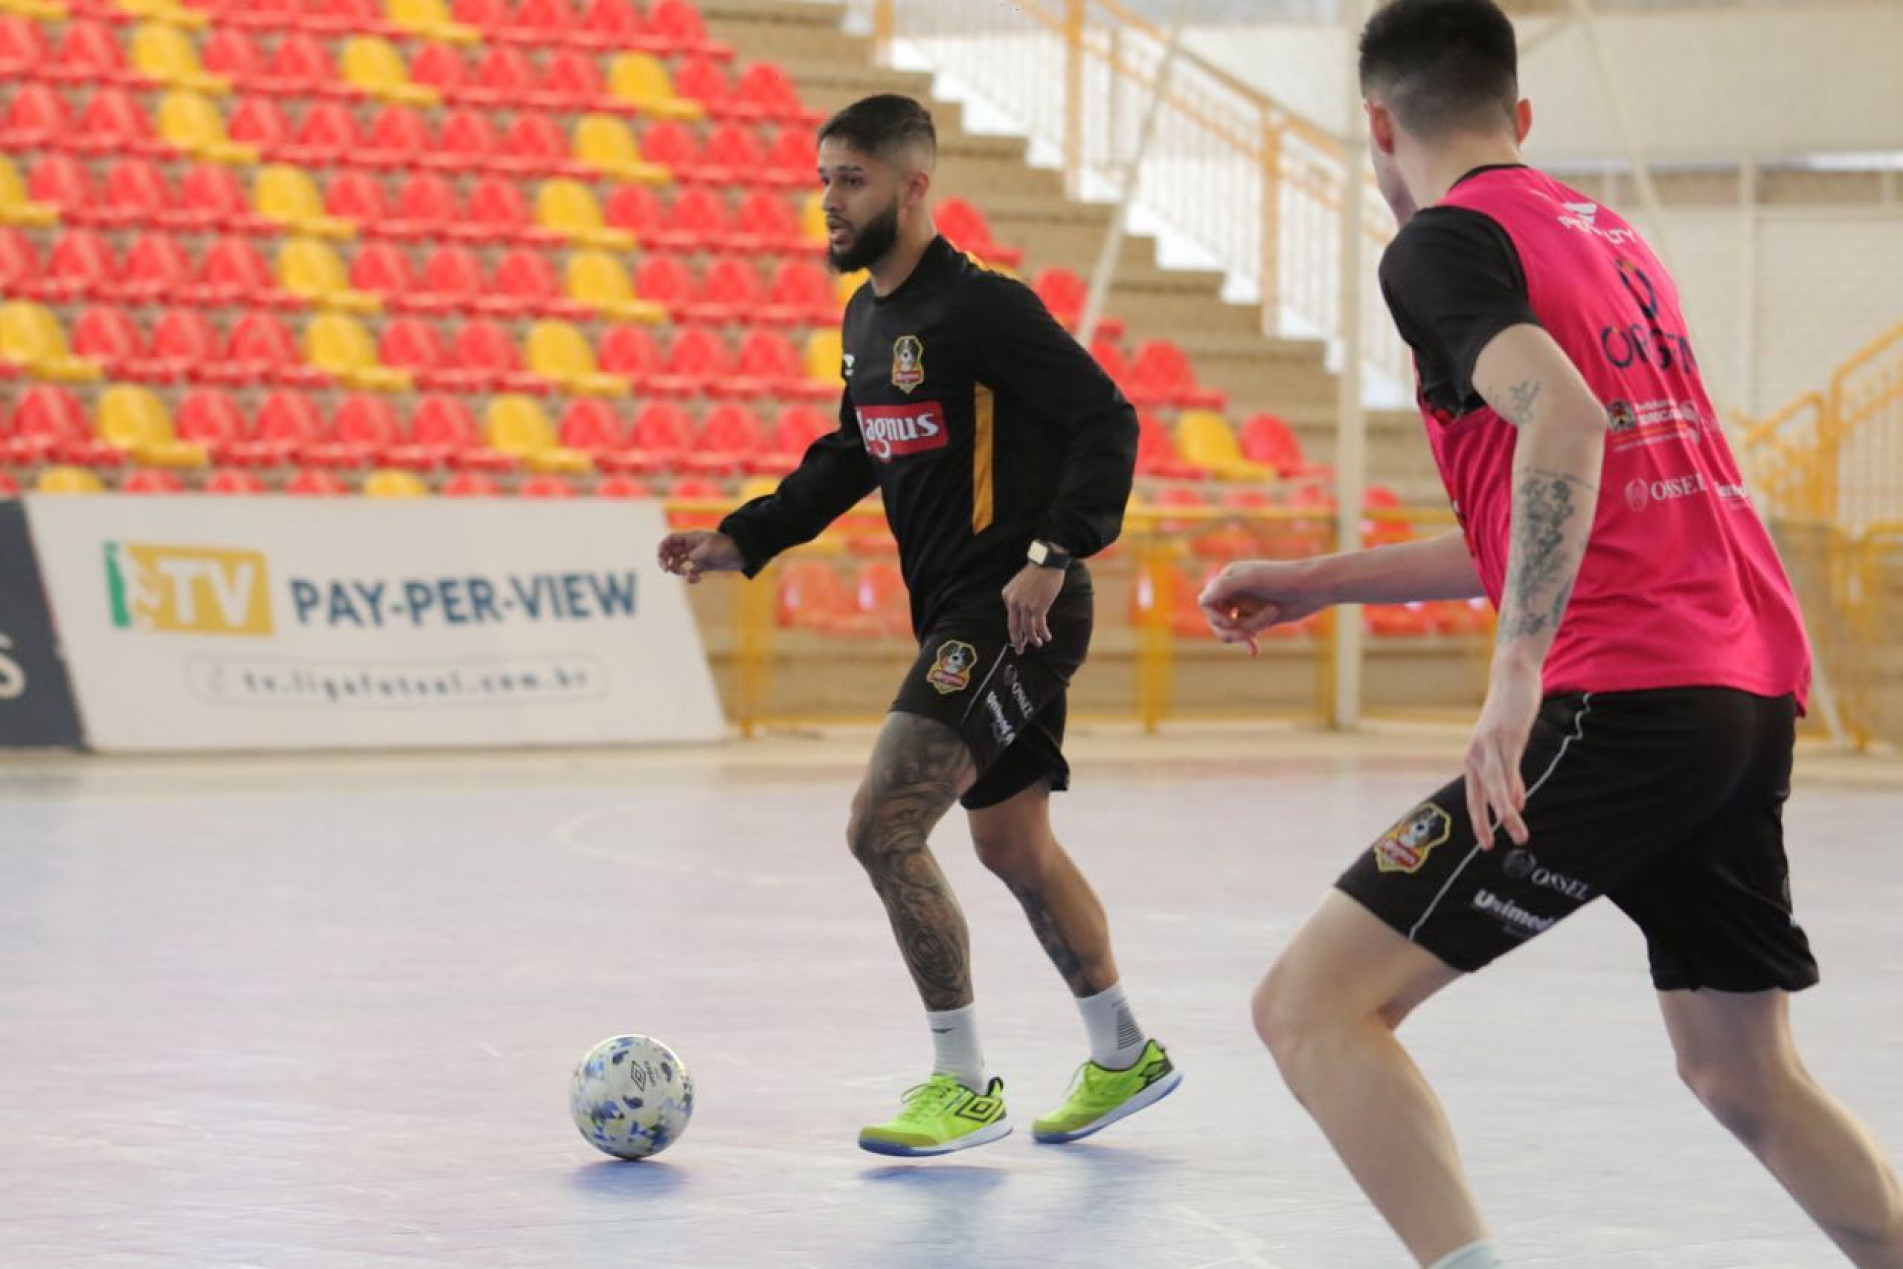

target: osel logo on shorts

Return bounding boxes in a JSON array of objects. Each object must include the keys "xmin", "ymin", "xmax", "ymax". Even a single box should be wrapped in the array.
[
  {"xmin": 1373, "ymin": 803, "xmax": 1452, "ymax": 874},
  {"xmin": 927, "ymin": 639, "xmax": 978, "ymax": 695}
]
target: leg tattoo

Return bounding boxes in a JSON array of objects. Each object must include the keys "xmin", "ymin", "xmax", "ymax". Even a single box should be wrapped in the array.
[{"xmin": 850, "ymin": 715, "xmax": 977, "ymax": 1012}]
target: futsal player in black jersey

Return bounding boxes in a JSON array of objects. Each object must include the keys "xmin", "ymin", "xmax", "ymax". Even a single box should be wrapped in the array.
[{"xmin": 658, "ymin": 95, "xmax": 1180, "ymax": 1157}]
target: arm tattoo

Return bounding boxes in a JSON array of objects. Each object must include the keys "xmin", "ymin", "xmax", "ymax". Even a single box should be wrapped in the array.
[
  {"xmin": 1002, "ymin": 878, "xmax": 1096, "ymax": 996},
  {"xmin": 1498, "ymin": 466, "xmax": 1596, "ymax": 643},
  {"xmin": 851, "ymin": 715, "xmax": 977, "ymax": 1012},
  {"xmin": 1499, "ymin": 379, "xmax": 1542, "ymax": 428}
]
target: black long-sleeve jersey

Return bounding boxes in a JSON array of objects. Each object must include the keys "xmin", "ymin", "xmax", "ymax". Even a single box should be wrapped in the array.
[{"xmin": 718, "ymin": 235, "xmax": 1139, "ymax": 635}]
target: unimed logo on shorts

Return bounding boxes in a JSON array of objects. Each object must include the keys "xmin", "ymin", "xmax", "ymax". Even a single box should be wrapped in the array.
[{"xmin": 104, "ymin": 542, "xmax": 274, "ymax": 637}]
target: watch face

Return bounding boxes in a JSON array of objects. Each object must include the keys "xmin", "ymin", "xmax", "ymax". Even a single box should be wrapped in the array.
[{"xmin": 1028, "ymin": 542, "xmax": 1049, "ymax": 565}]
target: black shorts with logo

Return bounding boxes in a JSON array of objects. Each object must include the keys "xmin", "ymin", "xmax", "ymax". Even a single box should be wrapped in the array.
[
  {"xmin": 890, "ymin": 579, "xmax": 1094, "ymax": 812},
  {"xmin": 1337, "ymin": 687, "xmax": 1819, "ymax": 992}
]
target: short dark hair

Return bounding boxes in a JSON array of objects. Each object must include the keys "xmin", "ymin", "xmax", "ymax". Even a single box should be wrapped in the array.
[
  {"xmin": 816, "ymin": 94, "xmax": 937, "ymax": 167},
  {"xmin": 1358, "ymin": 0, "xmax": 1519, "ymax": 140}
]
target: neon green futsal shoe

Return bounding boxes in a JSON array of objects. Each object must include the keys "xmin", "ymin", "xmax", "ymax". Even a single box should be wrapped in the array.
[
  {"xmin": 1032, "ymin": 1040, "xmax": 1182, "ymax": 1144},
  {"xmin": 857, "ymin": 1074, "xmax": 1011, "ymax": 1157}
]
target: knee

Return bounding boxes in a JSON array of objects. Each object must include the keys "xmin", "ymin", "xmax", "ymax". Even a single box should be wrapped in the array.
[
  {"xmin": 1677, "ymin": 1050, "xmax": 1787, "ymax": 1146},
  {"xmin": 970, "ymin": 821, "xmax": 1045, "ymax": 884},
  {"xmin": 1251, "ymin": 959, "xmax": 1326, "ymax": 1077},
  {"xmin": 846, "ymin": 786, "xmax": 879, "ymax": 867}
]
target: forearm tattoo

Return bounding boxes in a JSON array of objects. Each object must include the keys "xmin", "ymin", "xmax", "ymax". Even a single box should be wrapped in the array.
[
  {"xmin": 1498, "ymin": 466, "xmax": 1595, "ymax": 644},
  {"xmin": 854, "ymin": 716, "xmax": 977, "ymax": 1012}
]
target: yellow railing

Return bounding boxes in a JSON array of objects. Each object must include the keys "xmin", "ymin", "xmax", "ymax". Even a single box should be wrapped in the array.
[
  {"xmin": 850, "ymin": 0, "xmax": 1412, "ymax": 394},
  {"xmin": 1740, "ymin": 319, "xmax": 1903, "ymax": 748}
]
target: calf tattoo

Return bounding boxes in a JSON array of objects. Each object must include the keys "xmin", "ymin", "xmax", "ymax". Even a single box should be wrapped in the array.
[{"xmin": 854, "ymin": 716, "xmax": 977, "ymax": 1012}]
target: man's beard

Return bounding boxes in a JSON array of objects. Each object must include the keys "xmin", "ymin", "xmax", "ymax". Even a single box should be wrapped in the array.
[{"xmin": 826, "ymin": 198, "xmax": 902, "ymax": 274}]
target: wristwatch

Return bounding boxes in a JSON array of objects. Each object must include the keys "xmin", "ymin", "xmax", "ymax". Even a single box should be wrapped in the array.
[{"xmin": 1026, "ymin": 540, "xmax": 1074, "ymax": 570}]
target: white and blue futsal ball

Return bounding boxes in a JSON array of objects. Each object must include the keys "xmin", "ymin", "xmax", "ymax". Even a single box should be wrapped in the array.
[{"xmin": 569, "ymin": 1034, "xmax": 694, "ymax": 1160}]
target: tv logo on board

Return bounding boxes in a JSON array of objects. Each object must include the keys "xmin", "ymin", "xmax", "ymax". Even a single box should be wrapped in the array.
[{"xmin": 105, "ymin": 543, "xmax": 274, "ymax": 637}]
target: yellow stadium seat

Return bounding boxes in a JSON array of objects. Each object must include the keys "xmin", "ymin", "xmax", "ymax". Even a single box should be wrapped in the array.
[
  {"xmin": 364, "ymin": 468, "xmax": 429, "ymax": 498},
  {"xmin": 157, "ymin": 91, "xmax": 256, "ymax": 164},
  {"xmin": 385, "ymin": 0, "xmax": 477, "ymax": 42},
  {"xmin": 306, "ymin": 314, "xmax": 411, "ymax": 391},
  {"xmin": 339, "ymin": 36, "xmax": 437, "ymax": 105},
  {"xmin": 0, "ymin": 302, "xmax": 101, "ymax": 382},
  {"xmin": 97, "ymin": 384, "xmax": 206, "ymax": 467},
  {"xmin": 277, "ymin": 239, "xmax": 378, "ymax": 312},
  {"xmin": 572, "ymin": 115, "xmax": 669, "ymax": 185},
  {"xmin": 1177, "ymin": 409, "xmax": 1276, "ymax": 481},
  {"xmin": 803, "ymin": 328, "xmax": 844, "ymax": 384},
  {"xmin": 0, "ymin": 0, "xmax": 67, "ymax": 20},
  {"xmin": 738, "ymin": 476, "xmax": 779, "ymax": 502},
  {"xmin": 605, "ymin": 53, "xmax": 704, "ymax": 121},
  {"xmin": 115, "ymin": 0, "xmax": 207, "ymax": 24},
  {"xmin": 535, "ymin": 180, "xmax": 636, "ymax": 251},
  {"xmin": 486, "ymin": 395, "xmax": 592, "ymax": 474},
  {"xmin": 801, "ymin": 192, "xmax": 827, "ymax": 246},
  {"xmin": 0, "ymin": 157, "xmax": 56, "ymax": 227},
  {"xmin": 565, "ymin": 251, "xmax": 665, "ymax": 324},
  {"xmin": 524, "ymin": 321, "xmax": 626, "ymax": 397},
  {"xmin": 34, "ymin": 466, "xmax": 105, "ymax": 496},
  {"xmin": 835, "ymin": 269, "xmax": 867, "ymax": 304},
  {"xmin": 131, "ymin": 22, "xmax": 228, "ymax": 93},
  {"xmin": 255, "ymin": 166, "xmax": 353, "ymax": 239}
]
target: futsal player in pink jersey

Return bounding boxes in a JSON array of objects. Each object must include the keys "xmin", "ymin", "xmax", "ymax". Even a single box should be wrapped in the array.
[{"xmin": 1200, "ymin": 2, "xmax": 1903, "ymax": 1265}]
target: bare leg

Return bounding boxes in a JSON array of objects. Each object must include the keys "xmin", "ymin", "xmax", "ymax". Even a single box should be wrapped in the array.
[
  {"xmin": 965, "ymin": 781, "xmax": 1118, "ymax": 996},
  {"xmin": 1254, "ymin": 890, "xmax": 1479, "ymax": 1265},
  {"xmin": 846, "ymin": 712, "xmax": 977, "ymax": 1011},
  {"xmin": 1660, "ymin": 988, "xmax": 1903, "ymax": 1267}
]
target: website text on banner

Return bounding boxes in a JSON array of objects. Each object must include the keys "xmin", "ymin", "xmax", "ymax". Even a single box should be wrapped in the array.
[
  {"xmin": 25, "ymin": 498, "xmax": 723, "ymax": 753},
  {"xmin": 0, "ymin": 500, "xmax": 84, "ymax": 750}
]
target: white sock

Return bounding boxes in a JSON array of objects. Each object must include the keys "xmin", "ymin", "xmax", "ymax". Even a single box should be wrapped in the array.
[
  {"xmin": 1077, "ymin": 982, "xmax": 1147, "ymax": 1069},
  {"xmin": 1429, "ymin": 1240, "xmax": 1504, "ymax": 1269},
  {"xmin": 926, "ymin": 1003, "xmax": 989, "ymax": 1092}
]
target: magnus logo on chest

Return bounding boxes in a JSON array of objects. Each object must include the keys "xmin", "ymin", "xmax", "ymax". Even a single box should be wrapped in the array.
[{"xmin": 857, "ymin": 402, "xmax": 948, "ymax": 463}]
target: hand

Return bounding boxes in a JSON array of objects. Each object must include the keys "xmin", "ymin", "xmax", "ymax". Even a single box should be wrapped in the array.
[
  {"xmin": 1001, "ymin": 564, "xmax": 1065, "ymax": 653},
  {"xmin": 1198, "ymin": 560, "xmax": 1331, "ymax": 649},
  {"xmin": 1465, "ymin": 654, "xmax": 1543, "ymax": 848},
  {"xmin": 657, "ymin": 530, "xmax": 744, "ymax": 584}
]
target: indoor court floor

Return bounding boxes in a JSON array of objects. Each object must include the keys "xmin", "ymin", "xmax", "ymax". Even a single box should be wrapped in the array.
[{"xmin": 3, "ymin": 725, "xmax": 1900, "ymax": 1268}]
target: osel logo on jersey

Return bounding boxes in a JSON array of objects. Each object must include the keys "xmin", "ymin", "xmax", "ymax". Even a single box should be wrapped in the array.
[{"xmin": 891, "ymin": 335, "xmax": 925, "ymax": 393}]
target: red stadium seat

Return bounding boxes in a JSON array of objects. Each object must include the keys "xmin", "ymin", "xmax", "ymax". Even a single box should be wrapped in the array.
[
  {"xmin": 733, "ymin": 189, "xmax": 803, "ymax": 254},
  {"xmin": 407, "ymin": 244, "xmax": 486, "ymax": 313},
  {"xmin": 679, "ymin": 402, "xmax": 761, "ymax": 474},
  {"xmin": 557, "ymin": 398, "xmax": 627, "ymax": 456},
  {"xmin": 650, "ymin": 326, "xmax": 732, "ymax": 398},
  {"xmin": 689, "ymin": 256, "xmax": 765, "ymax": 325},
  {"xmin": 69, "ymin": 89, "xmax": 168, "ymax": 159},
  {"xmin": 409, "ymin": 42, "xmax": 472, "ymax": 100},
  {"xmin": 1129, "ymin": 338, "xmax": 1225, "ymax": 410},
  {"xmin": 520, "ymin": 473, "xmax": 577, "ymax": 498},
  {"xmin": 236, "ymin": 389, "xmax": 327, "ymax": 466},
  {"xmin": 6, "ymin": 385, "xmax": 88, "ymax": 464},
  {"xmin": 228, "ymin": 311, "xmax": 330, "ymax": 388},
  {"xmin": 603, "ymin": 181, "xmax": 667, "ymax": 240},
  {"xmin": 633, "ymin": 254, "xmax": 694, "ymax": 317},
  {"xmin": 148, "ymin": 308, "xmax": 230, "ymax": 384},
  {"xmin": 936, "ymin": 197, "xmax": 1022, "ymax": 268},
  {"xmin": 639, "ymin": 119, "xmax": 711, "ymax": 182},
  {"xmin": 388, "ymin": 172, "xmax": 462, "ymax": 238},
  {"xmin": 760, "ymin": 404, "xmax": 832, "ymax": 473},
  {"xmin": 731, "ymin": 328, "xmax": 823, "ymax": 401},
  {"xmin": 663, "ymin": 186, "xmax": 735, "ymax": 250},
  {"xmin": 378, "ymin": 316, "xmax": 457, "ymax": 384},
  {"xmin": 648, "ymin": 0, "xmax": 733, "ymax": 59},
  {"xmin": 491, "ymin": 247, "xmax": 588, "ymax": 319},
  {"xmin": 595, "ymin": 473, "xmax": 653, "ymax": 498},
  {"xmin": 286, "ymin": 468, "xmax": 352, "ymax": 495},
  {"xmin": 0, "ymin": 228, "xmax": 40, "ymax": 299},
  {"xmin": 201, "ymin": 28, "xmax": 266, "ymax": 83},
  {"xmin": 624, "ymin": 400, "xmax": 692, "ymax": 471},
  {"xmin": 346, "ymin": 240, "xmax": 417, "ymax": 301},
  {"xmin": 71, "ymin": 306, "xmax": 159, "ymax": 380},
  {"xmin": 449, "ymin": 318, "xmax": 547, "ymax": 395},
  {"xmin": 0, "ymin": 17, "xmax": 49, "ymax": 83},
  {"xmin": 462, "ymin": 44, "xmax": 535, "ymax": 105},
  {"xmin": 580, "ymin": 0, "xmax": 662, "ymax": 50},
  {"xmin": 101, "ymin": 159, "xmax": 186, "ymax": 231},
  {"xmin": 227, "ymin": 96, "xmax": 293, "ymax": 157},
  {"xmin": 192, "ymin": 235, "xmax": 296, "ymax": 309},
  {"xmin": 41, "ymin": 229, "xmax": 117, "ymax": 303},
  {"xmin": 597, "ymin": 323, "xmax": 661, "ymax": 389},
  {"xmin": 176, "ymin": 389, "xmax": 249, "ymax": 460},
  {"xmin": 284, "ymin": 101, "xmax": 365, "ymax": 168},
  {"xmin": 0, "ymin": 85, "xmax": 72, "ymax": 152},
  {"xmin": 465, "ymin": 174, "xmax": 561, "ymax": 245},
  {"xmin": 735, "ymin": 62, "xmax": 819, "ymax": 126},
  {"xmin": 1032, "ymin": 266, "xmax": 1123, "ymax": 338},
  {"xmin": 362, "ymin": 104, "xmax": 432, "ymax": 169},
  {"xmin": 46, "ymin": 20, "xmax": 130, "ymax": 85},
  {"xmin": 702, "ymin": 122, "xmax": 775, "ymax": 187},
  {"xmin": 324, "ymin": 169, "xmax": 394, "ymax": 231},
  {"xmin": 760, "ymin": 258, "xmax": 835, "ymax": 326},
  {"xmin": 431, "ymin": 107, "xmax": 506, "ymax": 174},
  {"xmin": 181, "ymin": 163, "xmax": 276, "ymax": 236},
  {"xmin": 673, "ymin": 56, "xmax": 735, "ymax": 115},
  {"xmin": 538, "ymin": 49, "xmax": 625, "ymax": 114},
  {"xmin": 205, "ymin": 468, "xmax": 270, "ymax": 495},
  {"xmin": 123, "ymin": 468, "xmax": 188, "ymax": 494},
  {"xmin": 26, "ymin": 156, "xmax": 106, "ymax": 228},
  {"xmin": 443, "ymin": 471, "xmax": 504, "ymax": 497},
  {"xmin": 257, "ymin": 33, "xmax": 353, "ymax": 99},
  {"xmin": 502, "ymin": 113, "xmax": 590, "ymax": 180}
]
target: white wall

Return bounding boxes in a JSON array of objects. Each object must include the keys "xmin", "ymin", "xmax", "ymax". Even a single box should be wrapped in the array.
[{"xmin": 1185, "ymin": 2, "xmax": 1903, "ymax": 163}]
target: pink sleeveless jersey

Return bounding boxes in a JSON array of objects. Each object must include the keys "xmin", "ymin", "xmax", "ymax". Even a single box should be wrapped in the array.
[{"xmin": 1424, "ymin": 167, "xmax": 1810, "ymax": 706}]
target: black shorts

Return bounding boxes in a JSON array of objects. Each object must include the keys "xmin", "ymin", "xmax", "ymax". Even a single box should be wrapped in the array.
[
  {"xmin": 890, "ymin": 581, "xmax": 1093, "ymax": 811},
  {"xmin": 1337, "ymin": 687, "xmax": 1819, "ymax": 993}
]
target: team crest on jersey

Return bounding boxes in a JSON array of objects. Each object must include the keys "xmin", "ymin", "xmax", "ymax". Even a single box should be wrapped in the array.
[
  {"xmin": 892, "ymin": 335, "xmax": 925, "ymax": 393},
  {"xmin": 926, "ymin": 639, "xmax": 977, "ymax": 695},
  {"xmin": 1372, "ymin": 803, "xmax": 1453, "ymax": 874}
]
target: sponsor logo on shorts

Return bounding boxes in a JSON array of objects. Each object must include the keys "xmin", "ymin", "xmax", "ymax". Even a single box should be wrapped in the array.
[
  {"xmin": 857, "ymin": 402, "xmax": 947, "ymax": 463},
  {"xmin": 891, "ymin": 334, "xmax": 925, "ymax": 393},
  {"xmin": 1472, "ymin": 887, "xmax": 1557, "ymax": 938},
  {"xmin": 1373, "ymin": 803, "xmax": 1452, "ymax": 875},
  {"xmin": 977, "ymin": 663, "xmax": 1040, "ymax": 746},
  {"xmin": 1500, "ymin": 849, "xmax": 1593, "ymax": 901},
  {"xmin": 926, "ymin": 639, "xmax": 978, "ymax": 695}
]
